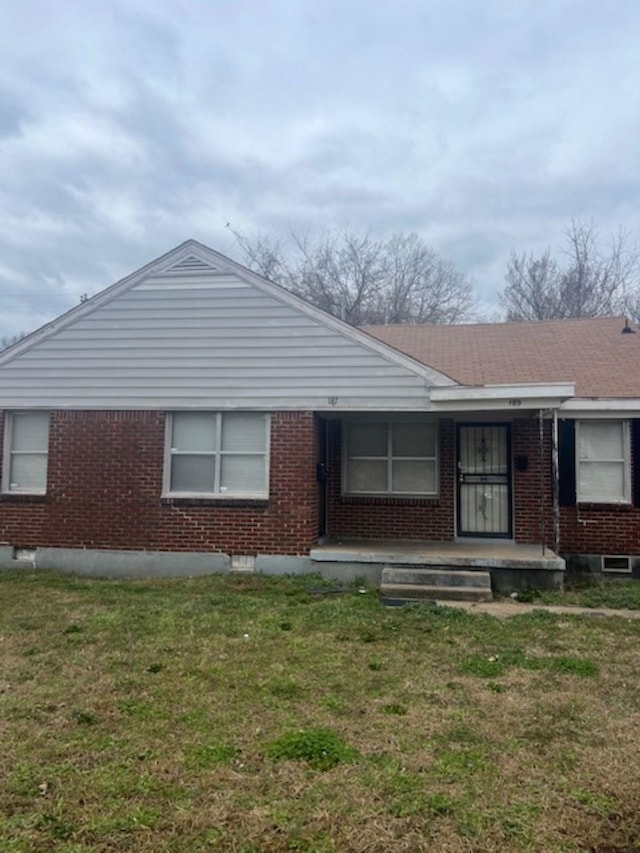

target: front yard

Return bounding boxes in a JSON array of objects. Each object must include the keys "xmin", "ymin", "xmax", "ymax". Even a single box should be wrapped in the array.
[{"xmin": 2, "ymin": 571, "xmax": 640, "ymax": 852}]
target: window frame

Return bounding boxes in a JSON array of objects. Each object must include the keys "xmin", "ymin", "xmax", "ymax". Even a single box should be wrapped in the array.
[
  {"xmin": 163, "ymin": 412, "xmax": 270, "ymax": 499},
  {"xmin": 342, "ymin": 418, "xmax": 439, "ymax": 497},
  {"xmin": 576, "ymin": 418, "xmax": 631, "ymax": 505},
  {"xmin": 2, "ymin": 411, "xmax": 50, "ymax": 495}
]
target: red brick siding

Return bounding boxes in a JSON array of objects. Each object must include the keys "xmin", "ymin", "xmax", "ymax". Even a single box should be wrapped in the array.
[
  {"xmin": 559, "ymin": 421, "xmax": 640, "ymax": 553},
  {"xmin": 3, "ymin": 408, "xmax": 636, "ymax": 557},
  {"xmin": 560, "ymin": 504, "xmax": 640, "ymax": 554},
  {"xmin": 0, "ymin": 410, "xmax": 319, "ymax": 556},
  {"xmin": 328, "ymin": 416, "xmax": 559, "ymax": 546},
  {"xmin": 515, "ymin": 417, "xmax": 640, "ymax": 554},
  {"xmin": 512, "ymin": 418, "xmax": 555, "ymax": 545},
  {"xmin": 0, "ymin": 410, "xmax": 48, "ymax": 545},
  {"xmin": 327, "ymin": 419, "xmax": 456, "ymax": 541}
]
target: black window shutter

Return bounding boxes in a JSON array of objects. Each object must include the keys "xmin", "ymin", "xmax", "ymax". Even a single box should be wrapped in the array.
[
  {"xmin": 632, "ymin": 420, "xmax": 640, "ymax": 507},
  {"xmin": 558, "ymin": 419, "xmax": 576, "ymax": 507}
]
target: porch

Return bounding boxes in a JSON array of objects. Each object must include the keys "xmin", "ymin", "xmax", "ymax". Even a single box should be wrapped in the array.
[{"xmin": 310, "ymin": 539, "xmax": 565, "ymax": 601}]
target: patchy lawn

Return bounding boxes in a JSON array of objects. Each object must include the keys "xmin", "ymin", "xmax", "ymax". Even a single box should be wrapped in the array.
[
  {"xmin": 534, "ymin": 578, "xmax": 640, "ymax": 611},
  {"xmin": 2, "ymin": 570, "xmax": 640, "ymax": 852}
]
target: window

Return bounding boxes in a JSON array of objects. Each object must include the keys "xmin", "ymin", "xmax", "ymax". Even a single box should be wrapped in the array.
[
  {"xmin": 576, "ymin": 419, "xmax": 630, "ymax": 503},
  {"xmin": 2, "ymin": 412, "xmax": 50, "ymax": 494},
  {"xmin": 165, "ymin": 412, "xmax": 269, "ymax": 498},
  {"xmin": 344, "ymin": 420, "xmax": 437, "ymax": 496}
]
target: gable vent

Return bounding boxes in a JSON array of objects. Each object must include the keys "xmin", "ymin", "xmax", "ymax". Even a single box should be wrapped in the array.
[{"xmin": 163, "ymin": 255, "xmax": 220, "ymax": 275}]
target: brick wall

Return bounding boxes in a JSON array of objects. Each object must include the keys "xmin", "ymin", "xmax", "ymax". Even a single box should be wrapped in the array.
[
  {"xmin": 560, "ymin": 504, "xmax": 640, "ymax": 554},
  {"xmin": 516, "ymin": 416, "xmax": 640, "ymax": 555},
  {"xmin": 327, "ymin": 419, "xmax": 456, "ymax": 541},
  {"xmin": 3, "ymin": 408, "xmax": 634, "ymax": 557},
  {"xmin": 512, "ymin": 418, "xmax": 555, "ymax": 546},
  {"xmin": 0, "ymin": 410, "xmax": 319, "ymax": 556},
  {"xmin": 559, "ymin": 417, "xmax": 640, "ymax": 555},
  {"xmin": 327, "ymin": 416, "xmax": 558, "ymax": 546}
]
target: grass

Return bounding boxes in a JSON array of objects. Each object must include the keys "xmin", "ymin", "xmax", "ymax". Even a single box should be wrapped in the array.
[
  {"xmin": 2, "ymin": 570, "xmax": 640, "ymax": 851},
  {"xmin": 523, "ymin": 578, "xmax": 640, "ymax": 610}
]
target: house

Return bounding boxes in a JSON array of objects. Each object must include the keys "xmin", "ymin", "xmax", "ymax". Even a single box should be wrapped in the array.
[{"xmin": 1, "ymin": 240, "xmax": 638, "ymax": 598}]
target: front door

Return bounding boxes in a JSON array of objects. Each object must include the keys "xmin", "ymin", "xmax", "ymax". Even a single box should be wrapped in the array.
[{"xmin": 457, "ymin": 423, "xmax": 512, "ymax": 538}]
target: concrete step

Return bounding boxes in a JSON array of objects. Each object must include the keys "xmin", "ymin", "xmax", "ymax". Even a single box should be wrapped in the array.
[
  {"xmin": 381, "ymin": 566, "xmax": 492, "ymax": 589},
  {"xmin": 380, "ymin": 582, "xmax": 493, "ymax": 604},
  {"xmin": 380, "ymin": 566, "xmax": 493, "ymax": 605}
]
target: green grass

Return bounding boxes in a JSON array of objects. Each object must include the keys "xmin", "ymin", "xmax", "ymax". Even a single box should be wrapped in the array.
[
  {"xmin": 534, "ymin": 578, "xmax": 640, "ymax": 610},
  {"xmin": 266, "ymin": 727, "xmax": 358, "ymax": 770},
  {"xmin": 2, "ymin": 570, "xmax": 640, "ymax": 851}
]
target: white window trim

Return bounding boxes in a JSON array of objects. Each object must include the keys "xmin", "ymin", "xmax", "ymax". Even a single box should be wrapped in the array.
[
  {"xmin": 576, "ymin": 419, "xmax": 631, "ymax": 504},
  {"xmin": 162, "ymin": 412, "xmax": 270, "ymax": 499},
  {"xmin": 2, "ymin": 411, "xmax": 50, "ymax": 495},
  {"xmin": 342, "ymin": 418, "xmax": 439, "ymax": 497}
]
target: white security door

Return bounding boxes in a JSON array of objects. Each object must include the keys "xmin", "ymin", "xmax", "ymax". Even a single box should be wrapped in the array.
[{"xmin": 457, "ymin": 424, "xmax": 512, "ymax": 537}]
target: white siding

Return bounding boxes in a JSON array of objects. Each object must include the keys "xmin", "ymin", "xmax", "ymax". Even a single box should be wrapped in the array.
[{"xmin": 0, "ymin": 251, "xmax": 446, "ymax": 410}]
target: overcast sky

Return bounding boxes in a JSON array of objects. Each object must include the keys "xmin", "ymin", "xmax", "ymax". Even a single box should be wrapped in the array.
[{"xmin": 2, "ymin": 0, "xmax": 640, "ymax": 338}]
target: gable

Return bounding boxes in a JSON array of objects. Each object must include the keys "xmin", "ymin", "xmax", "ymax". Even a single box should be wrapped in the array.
[{"xmin": 0, "ymin": 242, "xmax": 453, "ymax": 411}]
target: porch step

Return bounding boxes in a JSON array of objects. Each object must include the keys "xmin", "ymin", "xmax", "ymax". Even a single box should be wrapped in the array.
[
  {"xmin": 380, "ymin": 566, "xmax": 493, "ymax": 605},
  {"xmin": 382, "ymin": 567, "xmax": 492, "ymax": 588}
]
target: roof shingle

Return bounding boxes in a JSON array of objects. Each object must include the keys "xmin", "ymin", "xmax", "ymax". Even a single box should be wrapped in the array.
[{"xmin": 363, "ymin": 316, "xmax": 640, "ymax": 398}]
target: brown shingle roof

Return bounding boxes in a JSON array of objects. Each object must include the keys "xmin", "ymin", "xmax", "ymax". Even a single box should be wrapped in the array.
[{"xmin": 363, "ymin": 316, "xmax": 640, "ymax": 398}]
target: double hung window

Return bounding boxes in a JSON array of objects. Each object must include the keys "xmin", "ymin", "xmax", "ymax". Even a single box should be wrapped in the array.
[
  {"xmin": 344, "ymin": 420, "xmax": 438, "ymax": 496},
  {"xmin": 166, "ymin": 412, "xmax": 269, "ymax": 498},
  {"xmin": 2, "ymin": 412, "xmax": 50, "ymax": 494},
  {"xmin": 576, "ymin": 419, "xmax": 629, "ymax": 504}
]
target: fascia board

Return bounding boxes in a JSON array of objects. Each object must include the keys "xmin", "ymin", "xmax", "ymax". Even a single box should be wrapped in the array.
[
  {"xmin": 559, "ymin": 398, "xmax": 640, "ymax": 417},
  {"xmin": 430, "ymin": 382, "xmax": 575, "ymax": 403}
]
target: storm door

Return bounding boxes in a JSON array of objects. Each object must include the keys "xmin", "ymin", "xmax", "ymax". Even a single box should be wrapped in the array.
[{"xmin": 456, "ymin": 424, "xmax": 512, "ymax": 538}]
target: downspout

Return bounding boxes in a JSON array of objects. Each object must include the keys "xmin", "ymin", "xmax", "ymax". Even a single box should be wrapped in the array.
[
  {"xmin": 552, "ymin": 408, "xmax": 560, "ymax": 555},
  {"xmin": 539, "ymin": 409, "xmax": 546, "ymax": 556}
]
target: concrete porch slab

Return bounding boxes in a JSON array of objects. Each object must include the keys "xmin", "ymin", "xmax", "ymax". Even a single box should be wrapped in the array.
[{"xmin": 310, "ymin": 539, "xmax": 565, "ymax": 571}]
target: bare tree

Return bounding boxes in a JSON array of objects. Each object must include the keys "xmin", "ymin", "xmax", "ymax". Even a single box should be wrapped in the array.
[
  {"xmin": 230, "ymin": 230, "xmax": 290, "ymax": 285},
  {"xmin": 502, "ymin": 220, "xmax": 640, "ymax": 321},
  {"xmin": 371, "ymin": 233, "xmax": 474, "ymax": 324},
  {"xmin": 501, "ymin": 250, "xmax": 561, "ymax": 321},
  {"xmin": 230, "ymin": 226, "xmax": 475, "ymax": 325}
]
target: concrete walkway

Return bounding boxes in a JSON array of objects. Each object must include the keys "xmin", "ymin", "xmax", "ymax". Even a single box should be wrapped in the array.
[{"xmin": 439, "ymin": 599, "xmax": 640, "ymax": 620}]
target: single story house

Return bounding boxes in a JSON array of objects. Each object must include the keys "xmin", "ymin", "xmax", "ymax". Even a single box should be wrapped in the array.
[{"xmin": 1, "ymin": 240, "xmax": 638, "ymax": 598}]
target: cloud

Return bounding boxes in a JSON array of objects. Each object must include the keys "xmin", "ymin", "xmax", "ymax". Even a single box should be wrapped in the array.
[{"xmin": 1, "ymin": 0, "xmax": 640, "ymax": 337}]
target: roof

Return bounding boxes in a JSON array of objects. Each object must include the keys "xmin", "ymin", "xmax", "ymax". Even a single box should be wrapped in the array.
[{"xmin": 363, "ymin": 316, "xmax": 640, "ymax": 399}]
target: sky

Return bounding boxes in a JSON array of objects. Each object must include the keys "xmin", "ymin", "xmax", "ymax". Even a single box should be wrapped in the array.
[{"xmin": 2, "ymin": 0, "xmax": 640, "ymax": 339}]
